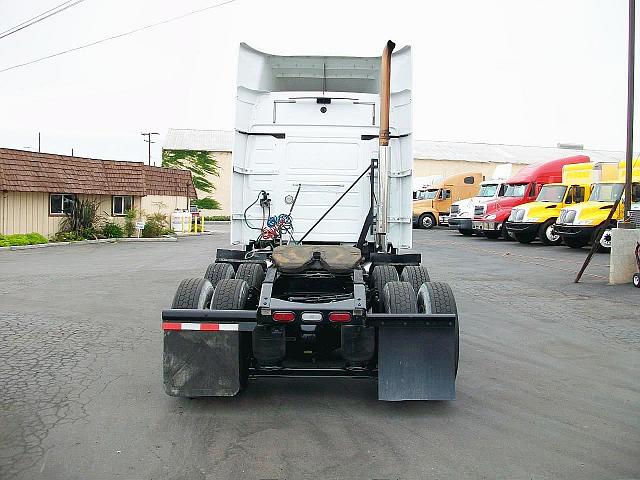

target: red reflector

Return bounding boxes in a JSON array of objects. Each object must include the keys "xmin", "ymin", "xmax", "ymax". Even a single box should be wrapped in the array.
[
  {"xmin": 273, "ymin": 311, "xmax": 295, "ymax": 322},
  {"xmin": 328, "ymin": 312, "xmax": 351, "ymax": 323}
]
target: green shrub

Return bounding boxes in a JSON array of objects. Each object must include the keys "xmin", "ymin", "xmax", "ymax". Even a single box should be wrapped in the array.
[
  {"xmin": 142, "ymin": 212, "xmax": 167, "ymax": 238},
  {"xmin": 124, "ymin": 208, "xmax": 139, "ymax": 237},
  {"xmin": 2, "ymin": 235, "xmax": 27, "ymax": 246},
  {"xmin": 203, "ymin": 215, "xmax": 230, "ymax": 221},
  {"xmin": 25, "ymin": 233, "xmax": 48, "ymax": 245},
  {"xmin": 102, "ymin": 222, "xmax": 124, "ymax": 238},
  {"xmin": 0, "ymin": 232, "xmax": 51, "ymax": 247},
  {"xmin": 192, "ymin": 197, "xmax": 221, "ymax": 210}
]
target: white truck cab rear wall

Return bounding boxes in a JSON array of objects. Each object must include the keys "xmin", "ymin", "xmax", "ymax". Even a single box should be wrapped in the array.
[{"xmin": 231, "ymin": 43, "xmax": 413, "ymax": 248}]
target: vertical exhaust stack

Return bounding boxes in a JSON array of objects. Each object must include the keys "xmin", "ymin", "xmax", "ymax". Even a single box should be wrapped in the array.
[{"xmin": 377, "ymin": 40, "xmax": 395, "ymax": 251}]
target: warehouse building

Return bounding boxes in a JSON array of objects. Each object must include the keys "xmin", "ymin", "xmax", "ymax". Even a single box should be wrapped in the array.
[
  {"xmin": 163, "ymin": 129, "xmax": 623, "ymax": 215},
  {"xmin": 0, "ymin": 148, "xmax": 196, "ymax": 237}
]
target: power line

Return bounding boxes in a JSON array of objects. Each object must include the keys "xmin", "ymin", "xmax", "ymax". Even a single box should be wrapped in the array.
[
  {"xmin": 0, "ymin": 0, "xmax": 238, "ymax": 74},
  {"xmin": 0, "ymin": 0, "xmax": 86, "ymax": 40},
  {"xmin": 0, "ymin": 0, "xmax": 76, "ymax": 36}
]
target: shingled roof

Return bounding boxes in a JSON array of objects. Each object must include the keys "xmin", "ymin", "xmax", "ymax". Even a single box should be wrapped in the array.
[{"xmin": 0, "ymin": 148, "xmax": 197, "ymax": 198}]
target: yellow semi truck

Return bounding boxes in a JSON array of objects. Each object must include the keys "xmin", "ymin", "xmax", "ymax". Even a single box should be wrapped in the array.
[
  {"xmin": 412, "ymin": 172, "xmax": 483, "ymax": 229},
  {"xmin": 505, "ymin": 162, "xmax": 617, "ymax": 245},
  {"xmin": 555, "ymin": 160, "xmax": 640, "ymax": 249}
]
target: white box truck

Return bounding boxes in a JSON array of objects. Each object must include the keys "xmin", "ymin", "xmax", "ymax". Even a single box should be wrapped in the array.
[{"xmin": 162, "ymin": 42, "xmax": 459, "ymax": 401}]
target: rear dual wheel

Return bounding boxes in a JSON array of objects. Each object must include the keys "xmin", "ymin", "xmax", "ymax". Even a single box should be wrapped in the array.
[{"xmin": 204, "ymin": 262, "xmax": 235, "ymax": 289}]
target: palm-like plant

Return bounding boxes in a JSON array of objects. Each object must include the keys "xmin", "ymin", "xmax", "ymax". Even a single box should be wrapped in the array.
[{"xmin": 60, "ymin": 198, "xmax": 103, "ymax": 238}]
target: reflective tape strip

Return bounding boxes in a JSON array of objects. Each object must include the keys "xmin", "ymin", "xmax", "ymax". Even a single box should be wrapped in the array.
[{"xmin": 162, "ymin": 322, "xmax": 240, "ymax": 332}]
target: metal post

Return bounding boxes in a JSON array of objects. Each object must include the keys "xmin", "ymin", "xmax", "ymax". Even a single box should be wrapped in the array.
[
  {"xmin": 38, "ymin": 132, "xmax": 41, "ymax": 152},
  {"xmin": 622, "ymin": 0, "xmax": 636, "ymax": 228}
]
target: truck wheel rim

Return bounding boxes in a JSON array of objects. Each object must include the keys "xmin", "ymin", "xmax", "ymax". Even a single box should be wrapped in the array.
[
  {"xmin": 546, "ymin": 225, "xmax": 560, "ymax": 242},
  {"xmin": 634, "ymin": 275, "xmax": 640, "ymax": 287},
  {"xmin": 600, "ymin": 231, "xmax": 612, "ymax": 248},
  {"xmin": 422, "ymin": 216, "xmax": 433, "ymax": 228}
]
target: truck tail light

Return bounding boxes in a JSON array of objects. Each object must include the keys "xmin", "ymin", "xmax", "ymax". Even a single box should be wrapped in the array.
[
  {"xmin": 329, "ymin": 312, "xmax": 351, "ymax": 323},
  {"xmin": 272, "ymin": 311, "xmax": 295, "ymax": 322}
]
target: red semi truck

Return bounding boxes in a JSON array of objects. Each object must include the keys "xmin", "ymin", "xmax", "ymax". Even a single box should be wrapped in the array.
[{"xmin": 472, "ymin": 155, "xmax": 590, "ymax": 239}]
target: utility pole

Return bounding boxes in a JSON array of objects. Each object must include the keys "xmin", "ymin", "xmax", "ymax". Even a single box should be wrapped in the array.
[
  {"xmin": 141, "ymin": 132, "xmax": 159, "ymax": 166},
  {"xmin": 621, "ymin": 0, "xmax": 636, "ymax": 228},
  {"xmin": 38, "ymin": 132, "xmax": 41, "ymax": 152}
]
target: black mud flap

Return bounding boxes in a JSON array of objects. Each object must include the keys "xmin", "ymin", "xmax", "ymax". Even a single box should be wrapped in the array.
[
  {"xmin": 163, "ymin": 331, "xmax": 242, "ymax": 397},
  {"xmin": 378, "ymin": 325, "xmax": 456, "ymax": 401}
]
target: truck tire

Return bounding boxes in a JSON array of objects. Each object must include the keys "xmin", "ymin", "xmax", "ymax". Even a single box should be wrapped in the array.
[
  {"xmin": 210, "ymin": 279, "xmax": 250, "ymax": 310},
  {"xmin": 209, "ymin": 278, "xmax": 251, "ymax": 390},
  {"xmin": 382, "ymin": 281, "xmax": 418, "ymax": 314},
  {"xmin": 418, "ymin": 213, "xmax": 436, "ymax": 229},
  {"xmin": 371, "ymin": 265, "xmax": 399, "ymax": 311},
  {"xmin": 514, "ymin": 232, "xmax": 535, "ymax": 244},
  {"xmin": 400, "ymin": 265, "xmax": 431, "ymax": 295},
  {"xmin": 417, "ymin": 282, "xmax": 459, "ymax": 376},
  {"xmin": 633, "ymin": 272, "xmax": 640, "ymax": 288},
  {"xmin": 539, "ymin": 219, "xmax": 562, "ymax": 246},
  {"xmin": 485, "ymin": 231, "xmax": 501, "ymax": 240},
  {"xmin": 204, "ymin": 262, "xmax": 235, "ymax": 289},
  {"xmin": 171, "ymin": 277, "xmax": 214, "ymax": 309},
  {"xmin": 564, "ymin": 237, "xmax": 588, "ymax": 249},
  {"xmin": 458, "ymin": 229, "xmax": 473, "ymax": 236},
  {"xmin": 234, "ymin": 263, "xmax": 265, "ymax": 307}
]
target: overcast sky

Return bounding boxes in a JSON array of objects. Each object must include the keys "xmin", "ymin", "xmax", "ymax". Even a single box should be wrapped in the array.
[{"xmin": 0, "ymin": 0, "xmax": 634, "ymax": 164}]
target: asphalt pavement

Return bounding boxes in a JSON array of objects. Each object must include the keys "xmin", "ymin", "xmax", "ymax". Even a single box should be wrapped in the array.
[{"xmin": 0, "ymin": 225, "xmax": 638, "ymax": 480}]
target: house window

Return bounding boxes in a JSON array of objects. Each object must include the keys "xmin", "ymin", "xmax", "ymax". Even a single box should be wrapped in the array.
[
  {"xmin": 50, "ymin": 194, "xmax": 75, "ymax": 215},
  {"xmin": 112, "ymin": 195, "xmax": 133, "ymax": 216}
]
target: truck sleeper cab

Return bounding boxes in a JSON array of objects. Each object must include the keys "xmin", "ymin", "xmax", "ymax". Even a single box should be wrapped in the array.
[
  {"xmin": 162, "ymin": 42, "xmax": 461, "ymax": 402},
  {"xmin": 412, "ymin": 172, "xmax": 482, "ymax": 229}
]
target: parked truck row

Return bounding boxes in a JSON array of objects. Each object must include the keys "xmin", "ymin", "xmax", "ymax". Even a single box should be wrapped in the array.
[{"xmin": 412, "ymin": 156, "xmax": 640, "ymax": 251}]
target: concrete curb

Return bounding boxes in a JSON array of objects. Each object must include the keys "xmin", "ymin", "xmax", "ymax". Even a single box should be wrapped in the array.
[
  {"xmin": 119, "ymin": 237, "xmax": 177, "ymax": 242},
  {"xmin": 175, "ymin": 231, "xmax": 221, "ymax": 237},
  {"xmin": 0, "ymin": 236, "xmax": 177, "ymax": 252}
]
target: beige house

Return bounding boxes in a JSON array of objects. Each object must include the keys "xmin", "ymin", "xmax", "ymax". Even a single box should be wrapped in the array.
[
  {"xmin": 0, "ymin": 148, "xmax": 197, "ymax": 237},
  {"xmin": 162, "ymin": 130, "xmax": 623, "ymax": 212}
]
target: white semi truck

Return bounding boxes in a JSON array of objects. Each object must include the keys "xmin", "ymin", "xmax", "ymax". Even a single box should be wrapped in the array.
[
  {"xmin": 161, "ymin": 41, "xmax": 460, "ymax": 401},
  {"xmin": 448, "ymin": 164, "xmax": 512, "ymax": 235}
]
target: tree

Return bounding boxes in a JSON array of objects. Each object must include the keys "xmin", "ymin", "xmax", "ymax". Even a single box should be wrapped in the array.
[{"xmin": 162, "ymin": 150, "xmax": 219, "ymax": 194}]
